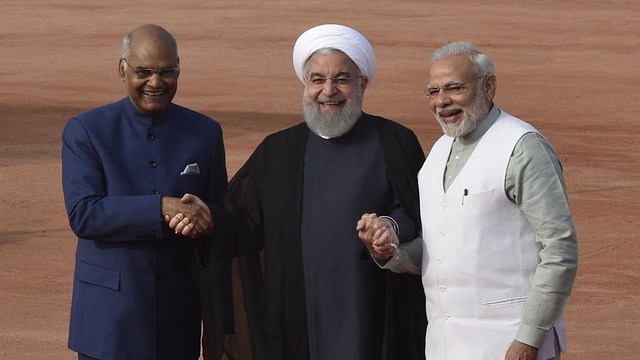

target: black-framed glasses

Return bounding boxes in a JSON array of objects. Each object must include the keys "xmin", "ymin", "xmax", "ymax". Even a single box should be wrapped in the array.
[
  {"xmin": 304, "ymin": 75, "xmax": 361, "ymax": 88},
  {"xmin": 424, "ymin": 76, "xmax": 483, "ymax": 100},
  {"xmin": 121, "ymin": 58, "xmax": 180, "ymax": 80}
]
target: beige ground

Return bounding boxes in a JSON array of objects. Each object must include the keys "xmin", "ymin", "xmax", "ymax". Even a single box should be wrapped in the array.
[{"xmin": 1, "ymin": 0, "xmax": 639, "ymax": 359}]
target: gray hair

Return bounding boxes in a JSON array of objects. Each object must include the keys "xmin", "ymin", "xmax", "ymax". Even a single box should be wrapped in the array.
[
  {"xmin": 121, "ymin": 25, "xmax": 178, "ymax": 66},
  {"xmin": 303, "ymin": 47, "xmax": 363, "ymax": 77},
  {"xmin": 431, "ymin": 41, "xmax": 495, "ymax": 78}
]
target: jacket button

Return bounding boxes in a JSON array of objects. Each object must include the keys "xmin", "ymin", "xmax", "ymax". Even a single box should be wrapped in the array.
[
  {"xmin": 147, "ymin": 133, "xmax": 156, "ymax": 141},
  {"xmin": 149, "ymin": 161, "xmax": 157, "ymax": 168}
]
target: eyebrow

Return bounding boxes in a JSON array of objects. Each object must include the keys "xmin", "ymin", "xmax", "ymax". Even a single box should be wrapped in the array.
[
  {"xmin": 135, "ymin": 65, "xmax": 179, "ymax": 69},
  {"xmin": 127, "ymin": 61, "xmax": 179, "ymax": 69},
  {"xmin": 427, "ymin": 80, "xmax": 465, "ymax": 89},
  {"xmin": 308, "ymin": 71, "xmax": 352, "ymax": 78}
]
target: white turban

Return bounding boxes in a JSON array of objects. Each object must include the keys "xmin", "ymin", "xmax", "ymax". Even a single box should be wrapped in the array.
[{"xmin": 293, "ymin": 24, "xmax": 376, "ymax": 89}]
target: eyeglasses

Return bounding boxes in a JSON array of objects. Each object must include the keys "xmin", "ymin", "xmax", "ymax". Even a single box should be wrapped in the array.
[
  {"xmin": 304, "ymin": 75, "xmax": 361, "ymax": 88},
  {"xmin": 121, "ymin": 58, "xmax": 180, "ymax": 80},
  {"xmin": 424, "ymin": 76, "xmax": 484, "ymax": 100}
]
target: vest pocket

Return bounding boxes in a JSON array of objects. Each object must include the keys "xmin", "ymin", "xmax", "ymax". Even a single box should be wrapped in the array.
[
  {"xmin": 481, "ymin": 295, "xmax": 527, "ymax": 307},
  {"xmin": 462, "ymin": 188, "xmax": 494, "ymax": 205}
]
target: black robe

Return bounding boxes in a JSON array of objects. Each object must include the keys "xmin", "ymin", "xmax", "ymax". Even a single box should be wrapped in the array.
[{"xmin": 212, "ymin": 113, "xmax": 426, "ymax": 360}]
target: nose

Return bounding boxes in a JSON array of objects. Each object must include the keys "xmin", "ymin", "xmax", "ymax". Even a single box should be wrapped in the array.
[
  {"xmin": 321, "ymin": 79, "xmax": 338, "ymax": 96},
  {"xmin": 434, "ymin": 90, "xmax": 452, "ymax": 107},
  {"xmin": 146, "ymin": 72, "xmax": 163, "ymax": 86}
]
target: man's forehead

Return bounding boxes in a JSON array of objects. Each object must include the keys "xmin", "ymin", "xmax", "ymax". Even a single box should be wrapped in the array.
[
  {"xmin": 428, "ymin": 56, "xmax": 474, "ymax": 82},
  {"xmin": 306, "ymin": 52, "xmax": 358, "ymax": 72},
  {"xmin": 128, "ymin": 43, "xmax": 178, "ymax": 64}
]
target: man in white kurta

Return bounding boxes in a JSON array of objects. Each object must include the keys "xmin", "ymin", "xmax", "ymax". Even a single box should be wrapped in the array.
[{"xmin": 357, "ymin": 41, "xmax": 578, "ymax": 360}]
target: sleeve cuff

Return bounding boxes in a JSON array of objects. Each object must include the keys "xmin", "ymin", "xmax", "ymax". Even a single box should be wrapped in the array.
[
  {"xmin": 515, "ymin": 323, "xmax": 550, "ymax": 349},
  {"xmin": 372, "ymin": 238, "xmax": 422, "ymax": 275}
]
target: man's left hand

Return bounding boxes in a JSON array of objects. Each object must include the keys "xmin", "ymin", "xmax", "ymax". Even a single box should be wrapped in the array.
[
  {"xmin": 505, "ymin": 340, "xmax": 538, "ymax": 360},
  {"xmin": 356, "ymin": 213, "xmax": 398, "ymax": 259}
]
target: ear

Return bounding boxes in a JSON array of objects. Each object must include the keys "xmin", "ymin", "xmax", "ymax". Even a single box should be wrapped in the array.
[
  {"xmin": 360, "ymin": 75, "xmax": 369, "ymax": 92},
  {"xmin": 118, "ymin": 59, "xmax": 126, "ymax": 81},
  {"xmin": 483, "ymin": 74, "xmax": 496, "ymax": 102}
]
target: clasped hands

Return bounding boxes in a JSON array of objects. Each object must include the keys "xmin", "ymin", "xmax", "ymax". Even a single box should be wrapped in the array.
[
  {"xmin": 162, "ymin": 193, "xmax": 212, "ymax": 239},
  {"xmin": 356, "ymin": 213, "xmax": 399, "ymax": 260}
]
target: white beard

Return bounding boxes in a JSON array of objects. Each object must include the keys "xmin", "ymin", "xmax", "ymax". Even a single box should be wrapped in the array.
[
  {"xmin": 433, "ymin": 85, "xmax": 488, "ymax": 138},
  {"xmin": 303, "ymin": 89, "xmax": 363, "ymax": 139}
]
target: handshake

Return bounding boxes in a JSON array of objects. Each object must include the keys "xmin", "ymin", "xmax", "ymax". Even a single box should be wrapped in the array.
[{"xmin": 162, "ymin": 194, "xmax": 212, "ymax": 239}]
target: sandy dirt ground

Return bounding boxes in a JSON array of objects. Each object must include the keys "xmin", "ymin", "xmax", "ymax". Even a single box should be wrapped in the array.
[{"xmin": 1, "ymin": 0, "xmax": 639, "ymax": 359}]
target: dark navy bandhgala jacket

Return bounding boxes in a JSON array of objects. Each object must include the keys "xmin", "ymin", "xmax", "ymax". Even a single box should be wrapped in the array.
[{"xmin": 62, "ymin": 98, "xmax": 228, "ymax": 360}]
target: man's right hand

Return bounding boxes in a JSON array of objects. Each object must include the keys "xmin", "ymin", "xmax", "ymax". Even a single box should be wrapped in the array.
[
  {"xmin": 162, "ymin": 194, "xmax": 212, "ymax": 238},
  {"xmin": 356, "ymin": 213, "xmax": 398, "ymax": 260}
]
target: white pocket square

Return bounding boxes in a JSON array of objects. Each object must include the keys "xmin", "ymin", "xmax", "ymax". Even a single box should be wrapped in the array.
[{"xmin": 180, "ymin": 163, "xmax": 200, "ymax": 176}]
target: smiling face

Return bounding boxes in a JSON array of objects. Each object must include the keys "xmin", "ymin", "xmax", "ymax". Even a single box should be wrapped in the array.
[
  {"xmin": 119, "ymin": 28, "xmax": 179, "ymax": 116},
  {"xmin": 302, "ymin": 50, "xmax": 368, "ymax": 138},
  {"xmin": 427, "ymin": 54, "xmax": 495, "ymax": 137}
]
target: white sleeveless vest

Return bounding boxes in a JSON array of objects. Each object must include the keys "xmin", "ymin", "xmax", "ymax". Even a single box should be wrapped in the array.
[{"xmin": 418, "ymin": 112, "xmax": 563, "ymax": 359}]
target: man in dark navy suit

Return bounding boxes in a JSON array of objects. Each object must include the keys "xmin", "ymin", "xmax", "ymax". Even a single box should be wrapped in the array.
[{"xmin": 62, "ymin": 24, "xmax": 229, "ymax": 360}]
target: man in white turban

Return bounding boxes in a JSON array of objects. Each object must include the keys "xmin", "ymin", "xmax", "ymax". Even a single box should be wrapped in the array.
[
  {"xmin": 171, "ymin": 23, "xmax": 427, "ymax": 360},
  {"xmin": 293, "ymin": 23, "xmax": 376, "ymax": 89}
]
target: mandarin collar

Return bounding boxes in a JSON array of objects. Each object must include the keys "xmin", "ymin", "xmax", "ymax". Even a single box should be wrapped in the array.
[{"xmin": 123, "ymin": 96, "xmax": 173, "ymax": 126}]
